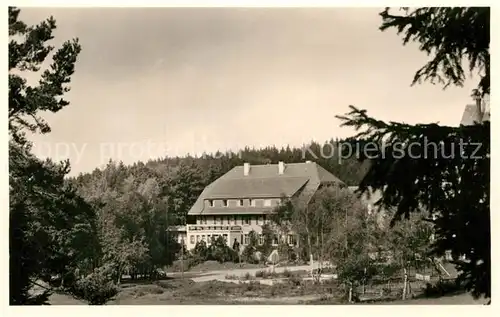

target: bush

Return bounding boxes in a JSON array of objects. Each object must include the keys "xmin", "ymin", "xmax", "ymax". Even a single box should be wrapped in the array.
[
  {"xmin": 287, "ymin": 275, "xmax": 303, "ymax": 286},
  {"xmin": 244, "ymin": 281, "xmax": 260, "ymax": 291},
  {"xmin": 69, "ymin": 266, "xmax": 118, "ymax": 305},
  {"xmin": 191, "ymin": 240, "xmax": 209, "ymax": 261},
  {"xmin": 283, "ymin": 269, "xmax": 293, "ymax": 278},
  {"xmin": 207, "ymin": 236, "xmax": 238, "ymax": 263},
  {"xmin": 289, "ymin": 248, "xmax": 298, "ymax": 262},
  {"xmin": 242, "ymin": 245, "xmax": 259, "ymax": 264},
  {"xmin": 243, "ymin": 272, "xmax": 253, "ymax": 280},
  {"xmin": 423, "ymin": 279, "xmax": 464, "ymax": 297}
]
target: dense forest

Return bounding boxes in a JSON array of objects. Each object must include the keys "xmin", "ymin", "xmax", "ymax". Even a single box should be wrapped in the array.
[{"xmin": 70, "ymin": 141, "xmax": 370, "ymax": 227}]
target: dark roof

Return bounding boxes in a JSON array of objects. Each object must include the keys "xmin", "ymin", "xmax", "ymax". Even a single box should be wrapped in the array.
[
  {"xmin": 188, "ymin": 162, "xmax": 344, "ymax": 215},
  {"xmin": 460, "ymin": 104, "xmax": 490, "ymax": 126},
  {"xmin": 206, "ymin": 177, "xmax": 309, "ymax": 199}
]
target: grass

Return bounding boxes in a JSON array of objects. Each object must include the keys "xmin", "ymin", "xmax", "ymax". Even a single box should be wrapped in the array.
[
  {"xmin": 253, "ymin": 269, "xmax": 307, "ymax": 280},
  {"xmin": 167, "ymin": 260, "xmax": 265, "ymax": 273},
  {"xmin": 47, "ymin": 272, "xmax": 486, "ymax": 305}
]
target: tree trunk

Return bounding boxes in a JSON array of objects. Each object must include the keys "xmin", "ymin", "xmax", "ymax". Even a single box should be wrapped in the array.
[
  {"xmin": 117, "ymin": 267, "xmax": 122, "ymax": 285},
  {"xmin": 305, "ymin": 226, "xmax": 313, "ymax": 269},
  {"xmin": 402, "ymin": 268, "xmax": 408, "ymax": 300}
]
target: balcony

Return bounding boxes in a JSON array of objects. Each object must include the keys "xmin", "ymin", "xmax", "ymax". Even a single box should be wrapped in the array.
[{"xmin": 187, "ymin": 224, "xmax": 242, "ymax": 232}]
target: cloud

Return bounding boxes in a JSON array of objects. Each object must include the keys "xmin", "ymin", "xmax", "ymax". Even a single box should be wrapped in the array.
[{"xmin": 17, "ymin": 7, "xmax": 477, "ymax": 175}]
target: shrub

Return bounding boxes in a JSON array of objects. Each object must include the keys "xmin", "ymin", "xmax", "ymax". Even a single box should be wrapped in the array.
[
  {"xmin": 225, "ymin": 274, "xmax": 239, "ymax": 280},
  {"xmin": 255, "ymin": 270, "xmax": 265, "ymax": 278},
  {"xmin": 242, "ymin": 245, "xmax": 258, "ymax": 264},
  {"xmin": 283, "ymin": 269, "xmax": 293, "ymax": 278},
  {"xmin": 69, "ymin": 266, "xmax": 118, "ymax": 305},
  {"xmin": 244, "ymin": 281, "xmax": 260, "ymax": 291},
  {"xmin": 423, "ymin": 279, "xmax": 464, "ymax": 297},
  {"xmin": 289, "ymin": 248, "xmax": 298, "ymax": 262},
  {"xmin": 208, "ymin": 236, "xmax": 238, "ymax": 263},
  {"xmin": 287, "ymin": 275, "xmax": 303, "ymax": 286},
  {"xmin": 191, "ymin": 240, "xmax": 209, "ymax": 261},
  {"xmin": 243, "ymin": 272, "xmax": 253, "ymax": 280}
]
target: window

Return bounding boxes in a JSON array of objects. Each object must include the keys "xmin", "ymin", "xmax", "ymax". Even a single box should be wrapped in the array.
[
  {"xmin": 207, "ymin": 235, "xmax": 211, "ymax": 244},
  {"xmin": 190, "ymin": 235, "xmax": 195, "ymax": 244},
  {"xmin": 222, "ymin": 199, "xmax": 228, "ymax": 207},
  {"xmin": 208, "ymin": 200, "xmax": 214, "ymax": 207},
  {"xmin": 244, "ymin": 234, "xmax": 249, "ymax": 245},
  {"xmin": 258, "ymin": 234, "xmax": 264, "ymax": 245},
  {"xmin": 250, "ymin": 199, "xmax": 256, "ymax": 207},
  {"xmin": 196, "ymin": 235, "xmax": 200, "ymax": 243},
  {"xmin": 244, "ymin": 216, "xmax": 250, "ymax": 225},
  {"xmin": 272, "ymin": 235, "xmax": 279, "ymax": 245},
  {"xmin": 225, "ymin": 216, "xmax": 230, "ymax": 225},
  {"xmin": 223, "ymin": 234, "xmax": 228, "ymax": 242},
  {"xmin": 215, "ymin": 216, "xmax": 221, "ymax": 224},
  {"xmin": 238, "ymin": 199, "xmax": 244, "ymax": 206},
  {"xmin": 288, "ymin": 234, "xmax": 297, "ymax": 245},
  {"xmin": 264, "ymin": 199, "xmax": 272, "ymax": 207},
  {"xmin": 258, "ymin": 216, "xmax": 264, "ymax": 225},
  {"xmin": 202, "ymin": 235, "xmax": 206, "ymax": 241}
]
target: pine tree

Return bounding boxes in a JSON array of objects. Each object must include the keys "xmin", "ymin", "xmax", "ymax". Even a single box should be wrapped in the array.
[
  {"xmin": 337, "ymin": 7, "xmax": 490, "ymax": 300},
  {"xmin": 8, "ymin": 7, "xmax": 110, "ymax": 304}
]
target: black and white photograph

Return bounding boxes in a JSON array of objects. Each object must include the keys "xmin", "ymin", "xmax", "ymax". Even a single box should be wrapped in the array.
[{"xmin": 7, "ymin": 3, "xmax": 491, "ymax": 306}]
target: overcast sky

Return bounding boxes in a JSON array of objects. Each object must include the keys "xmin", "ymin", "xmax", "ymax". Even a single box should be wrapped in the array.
[{"xmin": 19, "ymin": 7, "xmax": 477, "ymax": 175}]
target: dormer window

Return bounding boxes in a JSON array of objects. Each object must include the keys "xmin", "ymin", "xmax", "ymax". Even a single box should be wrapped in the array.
[
  {"xmin": 222, "ymin": 199, "xmax": 228, "ymax": 207},
  {"xmin": 208, "ymin": 200, "xmax": 214, "ymax": 207},
  {"xmin": 238, "ymin": 199, "xmax": 244, "ymax": 207}
]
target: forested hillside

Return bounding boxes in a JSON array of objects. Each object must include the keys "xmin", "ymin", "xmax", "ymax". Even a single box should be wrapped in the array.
[{"xmin": 71, "ymin": 140, "xmax": 370, "ymax": 227}]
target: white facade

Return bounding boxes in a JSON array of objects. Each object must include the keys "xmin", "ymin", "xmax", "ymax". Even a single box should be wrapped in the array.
[{"xmin": 185, "ymin": 213, "xmax": 296, "ymax": 251}]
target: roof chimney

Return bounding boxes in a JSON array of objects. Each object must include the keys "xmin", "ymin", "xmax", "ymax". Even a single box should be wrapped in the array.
[
  {"xmin": 243, "ymin": 163, "xmax": 250, "ymax": 176},
  {"xmin": 278, "ymin": 161, "xmax": 285, "ymax": 175}
]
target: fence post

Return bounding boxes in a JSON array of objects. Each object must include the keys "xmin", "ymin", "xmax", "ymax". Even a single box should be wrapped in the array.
[
  {"xmin": 348, "ymin": 282, "xmax": 353, "ymax": 303},
  {"xmin": 402, "ymin": 268, "xmax": 408, "ymax": 300},
  {"xmin": 362, "ymin": 268, "xmax": 366, "ymax": 294}
]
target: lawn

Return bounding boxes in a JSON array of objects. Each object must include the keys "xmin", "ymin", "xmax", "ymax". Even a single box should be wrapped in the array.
[
  {"xmin": 47, "ymin": 275, "xmax": 487, "ymax": 305},
  {"xmin": 167, "ymin": 260, "xmax": 266, "ymax": 273}
]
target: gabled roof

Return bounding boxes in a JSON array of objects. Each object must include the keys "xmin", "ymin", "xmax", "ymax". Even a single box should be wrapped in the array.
[
  {"xmin": 206, "ymin": 177, "xmax": 309, "ymax": 199},
  {"xmin": 460, "ymin": 104, "xmax": 490, "ymax": 126},
  {"xmin": 188, "ymin": 162, "xmax": 344, "ymax": 216}
]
